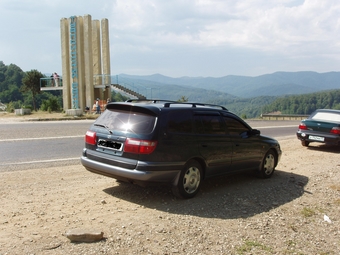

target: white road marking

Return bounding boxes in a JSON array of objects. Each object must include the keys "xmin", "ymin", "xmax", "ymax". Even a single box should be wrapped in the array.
[
  {"xmin": 0, "ymin": 135, "xmax": 84, "ymax": 142},
  {"xmin": 254, "ymin": 125, "xmax": 297, "ymax": 129},
  {"xmin": 1, "ymin": 157, "xmax": 80, "ymax": 166}
]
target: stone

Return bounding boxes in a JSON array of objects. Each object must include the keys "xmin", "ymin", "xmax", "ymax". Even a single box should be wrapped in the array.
[{"xmin": 65, "ymin": 228, "xmax": 104, "ymax": 243}]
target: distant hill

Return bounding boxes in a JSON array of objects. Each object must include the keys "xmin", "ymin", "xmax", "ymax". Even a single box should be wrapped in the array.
[
  {"xmin": 118, "ymin": 71, "xmax": 340, "ymax": 98},
  {"xmin": 115, "ymin": 74, "xmax": 239, "ymax": 103}
]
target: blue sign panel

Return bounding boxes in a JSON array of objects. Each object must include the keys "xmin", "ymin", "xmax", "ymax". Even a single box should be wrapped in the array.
[{"xmin": 70, "ymin": 16, "xmax": 79, "ymax": 109}]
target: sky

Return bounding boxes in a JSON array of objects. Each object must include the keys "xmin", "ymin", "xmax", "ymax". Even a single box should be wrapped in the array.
[{"xmin": 0, "ymin": 0, "xmax": 339, "ymax": 78}]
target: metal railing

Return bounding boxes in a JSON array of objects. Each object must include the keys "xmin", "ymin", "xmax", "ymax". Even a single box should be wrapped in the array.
[
  {"xmin": 93, "ymin": 74, "xmax": 111, "ymax": 88},
  {"xmin": 114, "ymin": 75, "xmax": 160, "ymax": 99},
  {"xmin": 40, "ymin": 77, "xmax": 63, "ymax": 90},
  {"xmin": 39, "ymin": 74, "xmax": 155, "ymax": 100},
  {"xmin": 261, "ymin": 114, "xmax": 308, "ymax": 120}
]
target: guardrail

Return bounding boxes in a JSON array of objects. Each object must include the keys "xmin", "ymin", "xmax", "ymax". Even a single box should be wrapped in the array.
[{"xmin": 261, "ymin": 114, "xmax": 309, "ymax": 120}]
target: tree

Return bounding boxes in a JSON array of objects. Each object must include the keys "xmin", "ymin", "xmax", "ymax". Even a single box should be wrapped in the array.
[
  {"xmin": 111, "ymin": 90, "xmax": 129, "ymax": 102},
  {"xmin": 21, "ymin": 70, "xmax": 44, "ymax": 111},
  {"xmin": 177, "ymin": 96, "xmax": 188, "ymax": 102}
]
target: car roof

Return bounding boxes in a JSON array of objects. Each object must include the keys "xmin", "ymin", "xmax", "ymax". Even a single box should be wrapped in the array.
[
  {"xmin": 314, "ymin": 109, "xmax": 340, "ymax": 114},
  {"xmin": 107, "ymin": 99, "xmax": 228, "ymax": 111}
]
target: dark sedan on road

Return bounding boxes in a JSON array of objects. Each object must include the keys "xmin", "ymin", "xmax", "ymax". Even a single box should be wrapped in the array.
[{"xmin": 296, "ymin": 109, "xmax": 340, "ymax": 147}]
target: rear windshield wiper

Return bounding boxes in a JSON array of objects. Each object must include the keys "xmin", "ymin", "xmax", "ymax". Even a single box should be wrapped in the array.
[{"xmin": 94, "ymin": 123, "xmax": 112, "ymax": 134}]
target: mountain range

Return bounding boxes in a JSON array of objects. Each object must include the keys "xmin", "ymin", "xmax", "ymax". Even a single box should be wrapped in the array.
[{"xmin": 117, "ymin": 71, "xmax": 340, "ymax": 99}]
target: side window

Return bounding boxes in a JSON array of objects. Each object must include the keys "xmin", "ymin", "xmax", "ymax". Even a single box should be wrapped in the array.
[
  {"xmin": 194, "ymin": 115, "xmax": 225, "ymax": 135},
  {"xmin": 224, "ymin": 117, "xmax": 249, "ymax": 135},
  {"xmin": 166, "ymin": 110, "xmax": 193, "ymax": 133}
]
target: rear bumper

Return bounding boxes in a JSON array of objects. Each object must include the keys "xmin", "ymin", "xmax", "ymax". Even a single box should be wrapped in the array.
[
  {"xmin": 81, "ymin": 156, "xmax": 182, "ymax": 185},
  {"xmin": 296, "ymin": 131, "xmax": 340, "ymax": 145}
]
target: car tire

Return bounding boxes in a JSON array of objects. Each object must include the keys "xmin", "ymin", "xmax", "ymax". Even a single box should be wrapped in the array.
[
  {"xmin": 257, "ymin": 149, "xmax": 276, "ymax": 179},
  {"xmin": 301, "ymin": 140, "xmax": 309, "ymax": 147},
  {"xmin": 172, "ymin": 160, "xmax": 202, "ymax": 199}
]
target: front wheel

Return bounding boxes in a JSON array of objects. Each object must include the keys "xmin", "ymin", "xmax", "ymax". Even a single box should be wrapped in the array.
[
  {"xmin": 172, "ymin": 160, "xmax": 202, "ymax": 199},
  {"xmin": 257, "ymin": 150, "xmax": 276, "ymax": 178}
]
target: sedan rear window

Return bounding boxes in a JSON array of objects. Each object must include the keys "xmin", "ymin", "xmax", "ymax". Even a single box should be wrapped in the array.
[
  {"xmin": 94, "ymin": 109, "xmax": 156, "ymax": 134},
  {"xmin": 311, "ymin": 112, "xmax": 340, "ymax": 122}
]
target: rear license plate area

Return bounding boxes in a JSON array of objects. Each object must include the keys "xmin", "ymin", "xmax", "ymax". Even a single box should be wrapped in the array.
[
  {"xmin": 97, "ymin": 139, "xmax": 123, "ymax": 151},
  {"xmin": 309, "ymin": 135, "xmax": 325, "ymax": 142}
]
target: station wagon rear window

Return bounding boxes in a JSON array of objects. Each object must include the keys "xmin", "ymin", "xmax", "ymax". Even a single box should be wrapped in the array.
[
  {"xmin": 311, "ymin": 112, "xmax": 340, "ymax": 122},
  {"xmin": 95, "ymin": 109, "xmax": 156, "ymax": 134}
]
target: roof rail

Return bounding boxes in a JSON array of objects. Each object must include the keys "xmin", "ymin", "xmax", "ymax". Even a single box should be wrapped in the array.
[
  {"xmin": 125, "ymin": 99, "xmax": 177, "ymax": 103},
  {"xmin": 163, "ymin": 102, "xmax": 228, "ymax": 110},
  {"xmin": 125, "ymin": 99, "xmax": 228, "ymax": 110}
]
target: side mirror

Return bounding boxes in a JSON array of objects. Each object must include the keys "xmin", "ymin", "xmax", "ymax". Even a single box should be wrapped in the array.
[{"xmin": 250, "ymin": 129, "xmax": 260, "ymax": 135}]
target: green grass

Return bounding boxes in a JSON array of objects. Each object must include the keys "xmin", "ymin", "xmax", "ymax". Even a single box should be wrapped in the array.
[
  {"xmin": 301, "ymin": 207, "xmax": 316, "ymax": 218},
  {"xmin": 236, "ymin": 240, "xmax": 272, "ymax": 254}
]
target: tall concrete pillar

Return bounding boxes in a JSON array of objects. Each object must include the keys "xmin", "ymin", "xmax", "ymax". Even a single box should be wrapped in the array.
[
  {"xmin": 83, "ymin": 15, "xmax": 94, "ymax": 110},
  {"xmin": 60, "ymin": 18, "xmax": 71, "ymax": 111},
  {"xmin": 76, "ymin": 16, "xmax": 85, "ymax": 112},
  {"xmin": 92, "ymin": 20, "xmax": 101, "ymax": 86},
  {"xmin": 92, "ymin": 19, "xmax": 102, "ymax": 103},
  {"xmin": 101, "ymin": 18, "xmax": 111, "ymax": 100},
  {"xmin": 64, "ymin": 15, "xmax": 82, "ymax": 112}
]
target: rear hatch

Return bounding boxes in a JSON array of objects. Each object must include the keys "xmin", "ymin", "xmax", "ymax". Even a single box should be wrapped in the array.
[
  {"xmin": 305, "ymin": 110, "xmax": 340, "ymax": 134},
  {"xmin": 303, "ymin": 119, "xmax": 338, "ymax": 133},
  {"xmin": 84, "ymin": 103, "xmax": 159, "ymax": 168}
]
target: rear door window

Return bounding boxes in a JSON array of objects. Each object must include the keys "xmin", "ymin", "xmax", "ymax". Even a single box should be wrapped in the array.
[
  {"xmin": 166, "ymin": 110, "xmax": 193, "ymax": 133},
  {"xmin": 194, "ymin": 112, "xmax": 225, "ymax": 135}
]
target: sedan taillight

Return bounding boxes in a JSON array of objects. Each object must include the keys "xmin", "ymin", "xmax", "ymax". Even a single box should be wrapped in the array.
[
  {"xmin": 85, "ymin": 130, "xmax": 97, "ymax": 145},
  {"xmin": 330, "ymin": 127, "xmax": 340, "ymax": 135},
  {"xmin": 124, "ymin": 138, "xmax": 157, "ymax": 154},
  {"xmin": 298, "ymin": 123, "xmax": 308, "ymax": 130}
]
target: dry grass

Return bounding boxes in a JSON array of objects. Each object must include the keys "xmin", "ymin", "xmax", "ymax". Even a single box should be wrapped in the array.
[{"xmin": 0, "ymin": 111, "xmax": 98, "ymax": 120}]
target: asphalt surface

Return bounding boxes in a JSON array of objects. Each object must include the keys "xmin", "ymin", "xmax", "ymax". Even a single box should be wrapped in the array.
[{"xmin": 0, "ymin": 119, "xmax": 299, "ymax": 172}]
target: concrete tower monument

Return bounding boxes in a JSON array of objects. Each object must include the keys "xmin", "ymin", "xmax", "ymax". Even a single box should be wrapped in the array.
[{"xmin": 60, "ymin": 14, "xmax": 111, "ymax": 115}]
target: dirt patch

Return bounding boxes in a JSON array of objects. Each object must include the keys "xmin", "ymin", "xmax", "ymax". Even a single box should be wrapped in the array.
[{"xmin": 0, "ymin": 138, "xmax": 339, "ymax": 254}]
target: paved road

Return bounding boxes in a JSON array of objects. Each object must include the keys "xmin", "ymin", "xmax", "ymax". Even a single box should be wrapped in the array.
[
  {"xmin": 0, "ymin": 120, "xmax": 94, "ymax": 171},
  {"xmin": 246, "ymin": 120, "xmax": 299, "ymax": 138},
  {"xmin": 0, "ymin": 119, "xmax": 299, "ymax": 171}
]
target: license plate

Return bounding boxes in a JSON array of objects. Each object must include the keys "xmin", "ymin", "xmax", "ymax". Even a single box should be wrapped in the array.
[{"xmin": 309, "ymin": 135, "xmax": 325, "ymax": 142}]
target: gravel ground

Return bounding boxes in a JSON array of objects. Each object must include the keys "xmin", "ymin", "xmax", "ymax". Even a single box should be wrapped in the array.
[{"xmin": 0, "ymin": 137, "xmax": 339, "ymax": 255}]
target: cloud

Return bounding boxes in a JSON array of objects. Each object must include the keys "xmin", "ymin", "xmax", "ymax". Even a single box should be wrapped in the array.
[
  {"xmin": 0, "ymin": 0, "xmax": 339, "ymax": 76},
  {"xmin": 109, "ymin": 0, "xmax": 340, "ymax": 55}
]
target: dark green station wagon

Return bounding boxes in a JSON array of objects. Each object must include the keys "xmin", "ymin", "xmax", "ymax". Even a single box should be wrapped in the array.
[
  {"xmin": 297, "ymin": 109, "xmax": 340, "ymax": 147},
  {"xmin": 81, "ymin": 100, "xmax": 282, "ymax": 198}
]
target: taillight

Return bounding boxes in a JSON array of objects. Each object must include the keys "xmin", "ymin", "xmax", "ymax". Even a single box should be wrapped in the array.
[
  {"xmin": 298, "ymin": 123, "xmax": 308, "ymax": 130},
  {"xmin": 124, "ymin": 138, "xmax": 157, "ymax": 154},
  {"xmin": 330, "ymin": 127, "xmax": 340, "ymax": 135},
  {"xmin": 85, "ymin": 130, "xmax": 97, "ymax": 145}
]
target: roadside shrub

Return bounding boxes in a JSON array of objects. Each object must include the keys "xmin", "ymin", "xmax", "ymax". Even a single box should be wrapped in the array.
[
  {"xmin": 6, "ymin": 101, "xmax": 22, "ymax": 113},
  {"xmin": 40, "ymin": 96, "xmax": 61, "ymax": 112}
]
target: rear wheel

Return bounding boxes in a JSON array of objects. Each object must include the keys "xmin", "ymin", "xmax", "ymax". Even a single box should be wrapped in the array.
[
  {"xmin": 257, "ymin": 150, "xmax": 276, "ymax": 178},
  {"xmin": 301, "ymin": 140, "xmax": 309, "ymax": 147},
  {"xmin": 172, "ymin": 160, "xmax": 202, "ymax": 199}
]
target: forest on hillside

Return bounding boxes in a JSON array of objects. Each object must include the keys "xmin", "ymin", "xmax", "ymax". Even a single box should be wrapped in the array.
[
  {"xmin": 0, "ymin": 61, "xmax": 128, "ymax": 112},
  {"xmin": 1, "ymin": 61, "xmax": 339, "ymax": 117},
  {"xmin": 262, "ymin": 89, "xmax": 340, "ymax": 115}
]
